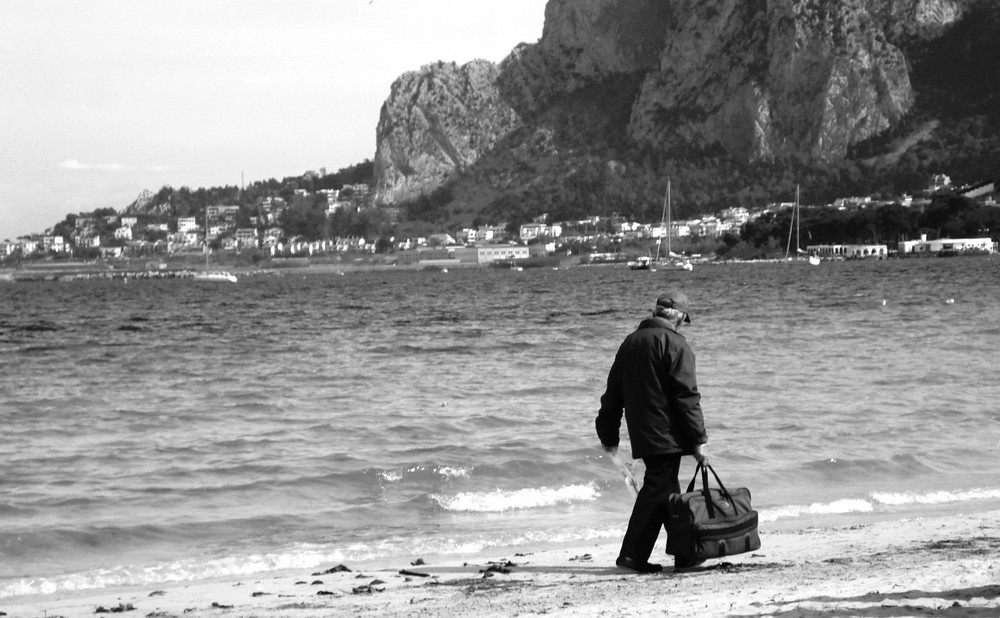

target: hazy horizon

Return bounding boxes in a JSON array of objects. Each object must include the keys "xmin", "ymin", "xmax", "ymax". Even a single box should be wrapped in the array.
[{"xmin": 0, "ymin": 0, "xmax": 547, "ymax": 240}]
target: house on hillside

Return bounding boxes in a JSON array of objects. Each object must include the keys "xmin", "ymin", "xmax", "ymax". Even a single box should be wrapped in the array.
[
  {"xmin": 207, "ymin": 205, "xmax": 240, "ymax": 219},
  {"xmin": 235, "ymin": 228, "xmax": 259, "ymax": 249},
  {"xmin": 520, "ymin": 223, "xmax": 562, "ymax": 240}
]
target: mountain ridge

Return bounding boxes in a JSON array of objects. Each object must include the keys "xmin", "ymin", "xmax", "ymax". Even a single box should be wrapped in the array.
[{"xmin": 373, "ymin": 0, "xmax": 997, "ymax": 229}]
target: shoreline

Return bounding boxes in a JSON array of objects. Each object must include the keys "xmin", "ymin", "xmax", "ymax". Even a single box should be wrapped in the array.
[
  {"xmin": 4, "ymin": 251, "xmax": 994, "ymax": 282},
  {"xmin": 4, "ymin": 508, "xmax": 997, "ymax": 617}
]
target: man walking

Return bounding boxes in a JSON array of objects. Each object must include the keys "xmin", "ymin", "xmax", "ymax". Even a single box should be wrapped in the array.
[{"xmin": 596, "ymin": 289, "xmax": 708, "ymax": 573}]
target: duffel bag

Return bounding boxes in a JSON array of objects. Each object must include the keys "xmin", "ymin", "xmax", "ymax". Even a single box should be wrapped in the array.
[{"xmin": 666, "ymin": 463, "xmax": 761, "ymax": 562}]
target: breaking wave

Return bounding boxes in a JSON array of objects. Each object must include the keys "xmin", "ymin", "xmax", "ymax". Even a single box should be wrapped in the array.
[{"xmin": 432, "ymin": 483, "xmax": 599, "ymax": 512}]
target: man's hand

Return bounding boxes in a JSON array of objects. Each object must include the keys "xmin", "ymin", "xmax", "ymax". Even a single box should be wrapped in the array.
[
  {"xmin": 602, "ymin": 443, "xmax": 618, "ymax": 456},
  {"xmin": 693, "ymin": 443, "xmax": 709, "ymax": 464}
]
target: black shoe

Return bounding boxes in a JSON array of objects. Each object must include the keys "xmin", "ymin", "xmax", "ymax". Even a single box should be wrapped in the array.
[
  {"xmin": 673, "ymin": 557, "xmax": 706, "ymax": 571},
  {"xmin": 616, "ymin": 555, "xmax": 663, "ymax": 574}
]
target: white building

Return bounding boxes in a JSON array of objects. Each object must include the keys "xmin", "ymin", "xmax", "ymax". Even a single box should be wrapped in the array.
[
  {"xmin": 177, "ymin": 217, "xmax": 199, "ymax": 233},
  {"xmin": 207, "ymin": 205, "xmax": 239, "ymax": 219},
  {"xmin": 808, "ymin": 244, "xmax": 888, "ymax": 259},
  {"xmin": 520, "ymin": 223, "xmax": 562, "ymax": 240},
  {"xmin": 170, "ymin": 231, "xmax": 200, "ymax": 246},
  {"xmin": 42, "ymin": 235, "xmax": 66, "ymax": 252},
  {"xmin": 454, "ymin": 244, "xmax": 530, "ymax": 264},
  {"xmin": 235, "ymin": 228, "xmax": 259, "ymax": 248},
  {"xmin": 898, "ymin": 234, "xmax": 994, "ymax": 255},
  {"xmin": 428, "ymin": 233, "xmax": 456, "ymax": 246},
  {"xmin": 929, "ymin": 174, "xmax": 952, "ymax": 192}
]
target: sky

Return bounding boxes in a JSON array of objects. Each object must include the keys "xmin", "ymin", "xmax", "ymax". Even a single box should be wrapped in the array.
[{"xmin": 0, "ymin": 0, "xmax": 548, "ymax": 240}]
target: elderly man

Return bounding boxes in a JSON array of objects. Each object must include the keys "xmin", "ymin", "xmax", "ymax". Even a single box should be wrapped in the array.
[{"xmin": 596, "ymin": 289, "xmax": 709, "ymax": 573}]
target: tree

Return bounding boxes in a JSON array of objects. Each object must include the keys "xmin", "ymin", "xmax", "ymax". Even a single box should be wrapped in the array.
[
  {"xmin": 874, "ymin": 203, "xmax": 919, "ymax": 243},
  {"xmin": 143, "ymin": 228, "xmax": 168, "ymax": 243},
  {"xmin": 282, "ymin": 202, "xmax": 329, "ymax": 240}
]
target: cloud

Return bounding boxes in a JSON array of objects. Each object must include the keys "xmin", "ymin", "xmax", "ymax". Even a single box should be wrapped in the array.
[
  {"xmin": 58, "ymin": 159, "xmax": 129, "ymax": 171},
  {"xmin": 57, "ymin": 160, "xmax": 170, "ymax": 173}
]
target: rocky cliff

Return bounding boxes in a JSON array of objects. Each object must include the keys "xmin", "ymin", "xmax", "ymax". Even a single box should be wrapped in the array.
[
  {"xmin": 374, "ymin": 0, "xmax": 970, "ymax": 206},
  {"xmin": 373, "ymin": 60, "xmax": 520, "ymax": 205}
]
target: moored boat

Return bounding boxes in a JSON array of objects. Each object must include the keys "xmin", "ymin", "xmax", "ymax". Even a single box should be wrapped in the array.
[
  {"xmin": 628, "ymin": 256, "xmax": 653, "ymax": 270},
  {"xmin": 194, "ymin": 271, "xmax": 238, "ymax": 283}
]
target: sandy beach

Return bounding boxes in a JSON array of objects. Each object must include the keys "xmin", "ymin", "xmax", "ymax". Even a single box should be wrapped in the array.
[{"xmin": 4, "ymin": 509, "xmax": 997, "ymax": 618}]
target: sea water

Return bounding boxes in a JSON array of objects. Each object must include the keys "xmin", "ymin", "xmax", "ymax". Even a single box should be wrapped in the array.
[{"xmin": 2, "ymin": 258, "xmax": 999, "ymax": 597}]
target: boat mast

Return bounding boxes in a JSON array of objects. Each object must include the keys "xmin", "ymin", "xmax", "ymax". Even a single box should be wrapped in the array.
[
  {"xmin": 785, "ymin": 185, "xmax": 800, "ymax": 259},
  {"xmin": 666, "ymin": 178, "xmax": 671, "ymax": 258},
  {"xmin": 205, "ymin": 210, "xmax": 210, "ymax": 269}
]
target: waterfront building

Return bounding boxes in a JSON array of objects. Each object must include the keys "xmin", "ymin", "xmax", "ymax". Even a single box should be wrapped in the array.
[
  {"xmin": 898, "ymin": 234, "xmax": 994, "ymax": 255},
  {"xmin": 807, "ymin": 244, "xmax": 888, "ymax": 259},
  {"xmin": 454, "ymin": 244, "xmax": 530, "ymax": 264},
  {"xmin": 396, "ymin": 247, "xmax": 454, "ymax": 265}
]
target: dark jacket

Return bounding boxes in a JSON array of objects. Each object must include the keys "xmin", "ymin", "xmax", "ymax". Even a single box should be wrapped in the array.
[{"xmin": 596, "ymin": 316, "xmax": 707, "ymax": 458}]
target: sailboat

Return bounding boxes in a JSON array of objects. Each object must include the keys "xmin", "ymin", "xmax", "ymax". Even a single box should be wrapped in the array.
[
  {"xmin": 194, "ymin": 211, "xmax": 239, "ymax": 282},
  {"xmin": 655, "ymin": 179, "xmax": 693, "ymax": 272},
  {"xmin": 785, "ymin": 185, "xmax": 820, "ymax": 265}
]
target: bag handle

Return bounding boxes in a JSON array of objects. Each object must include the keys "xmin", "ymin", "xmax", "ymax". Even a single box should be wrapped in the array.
[{"xmin": 684, "ymin": 463, "xmax": 743, "ymax": 518}]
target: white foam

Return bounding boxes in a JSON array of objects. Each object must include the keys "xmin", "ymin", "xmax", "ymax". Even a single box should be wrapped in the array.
[
  {"xmin": 0, "ymin": 547, "xmax": 347, "ymax": 599},
  {"xmin": 379, "ymin": 469, "xmax": 403, "ymax": 482},
  {"xmin": 435, "ymin": 466, "xmax": 471, "ymax": 479},
  {"xmin": 433, "ymin": 483, "xmax": 599, "ymax": 512},
  {"xmin": 757, "ymin": 486, "xmax": 1000, "ymax": 524},
  {"xmin": 871, "ymin": 487, "xmax": 1000, "ymax": 506},
  {"xmin": 759, "ymin": 498, "xmax": 874, "ymax": 522}
]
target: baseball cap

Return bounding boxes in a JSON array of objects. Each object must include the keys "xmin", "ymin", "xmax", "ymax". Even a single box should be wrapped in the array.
[{"xmin": 656, "ymin": 289, "xmax": 692, "ymax": 323}]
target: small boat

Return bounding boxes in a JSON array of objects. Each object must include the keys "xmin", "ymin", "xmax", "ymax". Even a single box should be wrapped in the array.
[
  {"xmin": 655, "ymin": 179, "xmax": 694, "ymax": 271},
  {"xmin": 628, "ymin": 256, "xmax": 653, "ymax": 270},
  {"xmin": 194, "ymin": 271, "xmax": 238, "ymax": 283},
  {"xmin": 787, "ymin": 185, "xmax": 818, "ymax": 265},
  {"xmin": 197, "ymin": 212, "xmax": 238, "ymax": 282}
]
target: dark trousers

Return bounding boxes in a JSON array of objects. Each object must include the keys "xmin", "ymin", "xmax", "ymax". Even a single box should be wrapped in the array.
[{"xmin": 618, "ymin": 454, "xmax": 682, "ymax": 562}]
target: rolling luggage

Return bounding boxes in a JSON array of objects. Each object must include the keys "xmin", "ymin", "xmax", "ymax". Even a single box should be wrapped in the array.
[{"xmin": 666, "ymin": 463, "xmax": 760, "ymax": 562}]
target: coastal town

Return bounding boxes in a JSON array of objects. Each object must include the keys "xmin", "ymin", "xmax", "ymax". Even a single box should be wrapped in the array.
[{"xmin": 2, "ymin": 173, "xmax": 998, "ymax": 270}]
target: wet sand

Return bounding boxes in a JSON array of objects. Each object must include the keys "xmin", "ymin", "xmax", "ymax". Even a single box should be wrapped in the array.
[{"xmin": 4, "ymin": 509, "xmax": 998, "ymax": 617}]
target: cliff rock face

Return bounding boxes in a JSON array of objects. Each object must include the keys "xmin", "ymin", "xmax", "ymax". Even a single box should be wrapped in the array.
[
  {"xmin": 630, "ymin": 0, "xmax": 926, "ymax": 161},
  {"xmin": 883, "ymin": 0, "xmax": 966, "ymax": 40},
  {"xmin": 373, "ymin": 60, "xmax": 519, "ymax": 205},
  {"xmin": 496, "ymin": 0, "xmax": 672, "ymax": 116},
  {"xmin": 123, "ymin": 190, "xmax": 162, "ymax": 216},
  {"xmin": 374, "ymin": 0, "xmax": 968, "ymax": 204}
]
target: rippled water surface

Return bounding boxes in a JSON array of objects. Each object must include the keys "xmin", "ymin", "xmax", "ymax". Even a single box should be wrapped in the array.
[{"xmin": 2, "ymin": 258, "xmax": 999, "ymax": 596}]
